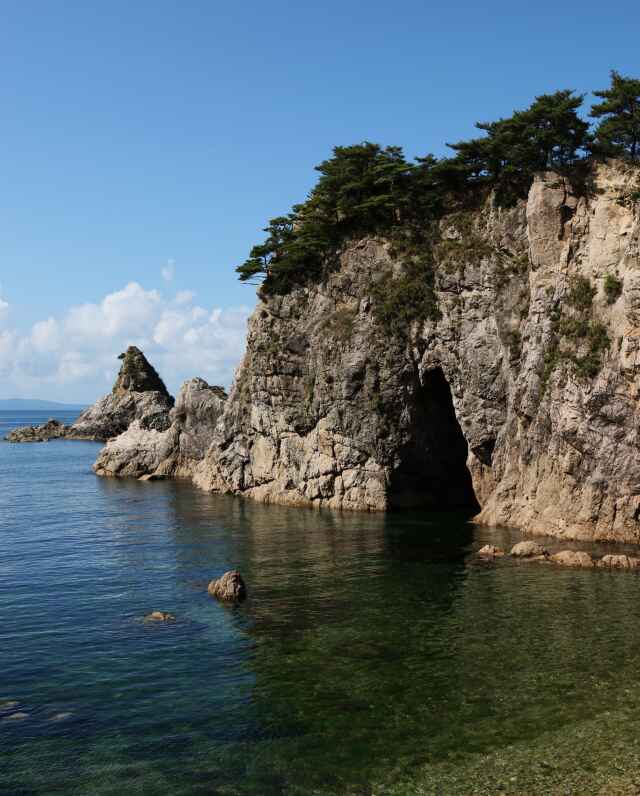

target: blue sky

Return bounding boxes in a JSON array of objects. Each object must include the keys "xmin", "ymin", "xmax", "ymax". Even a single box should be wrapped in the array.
[{"xmin": 0, "ymin": 0, "xmax": 638, "ymax": 400}]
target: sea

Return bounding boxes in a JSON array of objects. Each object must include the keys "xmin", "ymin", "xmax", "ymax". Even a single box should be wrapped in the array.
[{"xmin": 3, "ymin": 410, "xmax": 640, "ymax": 795}]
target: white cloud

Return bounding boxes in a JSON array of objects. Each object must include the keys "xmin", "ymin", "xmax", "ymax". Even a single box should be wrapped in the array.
[
  {"xmin": 0, "ymin": 281, "xmax": 252, "ymax": 402},
  {"xmin": 161, "ymin": 260, "xmax": 175, "ymax": 282},
  {"xmin": 0, "ymin": 284, "xmax": 9, "ymax": 317}
]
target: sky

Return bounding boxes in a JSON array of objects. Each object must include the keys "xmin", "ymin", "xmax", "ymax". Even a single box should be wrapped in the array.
[{"xmin": 0, "ymin": 0, "xmax": 638, "ymax": 401}]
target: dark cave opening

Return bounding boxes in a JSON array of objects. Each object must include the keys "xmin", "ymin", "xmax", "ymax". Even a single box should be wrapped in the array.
[{"xmin": 388, "ymin": 367, "xmax": 480, "ymax": 512}]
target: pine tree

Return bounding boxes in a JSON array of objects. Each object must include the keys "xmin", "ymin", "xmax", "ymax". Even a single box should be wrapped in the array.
[{"xmin": 591, "ymin": 71, "xmax": 640, "ymax": 160}]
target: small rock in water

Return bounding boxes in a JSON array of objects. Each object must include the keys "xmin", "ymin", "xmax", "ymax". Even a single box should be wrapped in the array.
[
  {"xmin": 0, "ymin": 700, "xmax": 19, "ymax": 712},
  {"xmin": 208, "ymin": 570, "xmax": 247, "ymax": 602},
  {"xmin": 477, "ymin": 544, "xmax": 505, "ymax": 558},
  {"xmin": 597, "ymin": 554, "xmax": 640, "ymax": 570},
  {"xmin": 550, "ymin": 550, "xmax": 595, "ymax": 568},
  {"xmin": 3, "ymin": 711, "xmax": 29, "ymax": 721},
  {"xmin": 144, "ymin": 611, "xmax": 176, "ymax": 622},
  {"xmin": 510, "ymin": 541, "xmax": 549, "ymax": 558}
]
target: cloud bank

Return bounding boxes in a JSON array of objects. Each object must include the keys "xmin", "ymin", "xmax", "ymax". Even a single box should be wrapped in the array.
[{"xmin": 0, "ymin": 282, "xmax": 252, "ymax": 402}]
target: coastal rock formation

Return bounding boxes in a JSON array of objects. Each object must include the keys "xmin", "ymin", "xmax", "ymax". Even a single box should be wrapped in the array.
[
  {"xmin": 93, "ymin": 378, "xmax": 227, "ymax": 478},
  {"xmin": 597, "ymin": 554, "xmax": 640, "ymax": 569},
  {"xmin": 208, "ymin": 570, "xmax": 247, "ymax": 602},
  {"xmin": 91, "ymin": 162, "xmax": 640, "ymax": 543},
  {"xmin": 69, "ymin": 346, "xmax": 174, "ymax": 440},
  {"xmin": 188, "ymin": 161, "xmax": 640, "ymax": 542},
  {"xmin": 5, "ymin": 347, "xmax": 173, "ymax": 443},
  {"xmin": 5, "ymin": 418, "xmax": 72, "ymax": 443}
]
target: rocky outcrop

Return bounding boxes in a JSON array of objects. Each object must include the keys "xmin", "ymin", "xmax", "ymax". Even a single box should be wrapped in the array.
[
  {"xmin": 5, "ymin": 347, "xmax": 174, "ymax": 443},
  {"xmin": 185, "ymin": 160, "xmax": 640, "ymax": 543},
  {"xmin": 550, "ymin": 550, "xmax": 595, "ymax": 568},
  {"xmin": 5, "ymin": 418, "xmax": 72, "ymax": 442},
  {"xmin": 510, "ymin": 541, "xmax": 549, "ymax": 558},
  {"xmin": 208, "ymin": 570, "xmax": 247, "ymax": 602},
  {"xmin": 90, "ymin": 162, "xmax": 640, "ymax": 544},
  {"xmin": 93, "ymin": 378, "xmax": 227, "ymax": 478}
]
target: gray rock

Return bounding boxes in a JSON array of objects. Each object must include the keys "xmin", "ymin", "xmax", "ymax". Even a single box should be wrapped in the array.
[
  {"xmin": 93, "ymin": 378, "xmax": 227, "ymax": 479},
  {"xmin": 208, "ymin": 570, "xmax": 247, "ymax": 602},
  {"xmin": 5, "ymin": 347, "xmax": 173, "ymax": 443},
  {"xmin": 510, "ymin": 541, "xmax": 549, "ymax": 558},
  {"xmin": 91, "ymin": 162, "xmax": 640, "ymax": 544},
  {"xmin": 597, "ymin": 554, "xmax": 640, "ymax": 569},
  {"xmin": 550, "ymin": 550, "xmax": 595, "ymax": 568},
  {"xmin": 477, "ymin": 544, "xmax": 505, "ymax": 558}
]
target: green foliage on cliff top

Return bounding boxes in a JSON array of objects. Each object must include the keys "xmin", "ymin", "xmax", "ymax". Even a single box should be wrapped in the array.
[{"xmin": 236, "ymin": 72, "xmax": 639, "ymax": 309}]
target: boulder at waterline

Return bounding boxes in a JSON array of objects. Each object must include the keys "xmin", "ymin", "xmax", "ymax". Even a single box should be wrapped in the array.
[
  {"xmin": 550, "ymin": 550, "xmax": 595, "ymax": 568},
  {"xmin": 597, "ymin": 555, "xmax": 640, "ymax": 569},
  {"xmin": 208, "ymin": 570, "xmax": 247, "ymax": 602},
  {"xmin": 510, "ymin": 541, "xmax": 549, "ymax": 558},
  {"xmin": 477, "ymin": 545, "xmax": 505, "ymax": 558},
  {"xmin": 144, "ymin": 611, "xmax": 176, "ymax": 622}
]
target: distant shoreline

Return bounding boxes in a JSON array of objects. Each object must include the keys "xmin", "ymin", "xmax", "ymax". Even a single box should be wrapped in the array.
[{"xmin": 0, "ymin": 400, "xmax": 87, "ymax": 411}]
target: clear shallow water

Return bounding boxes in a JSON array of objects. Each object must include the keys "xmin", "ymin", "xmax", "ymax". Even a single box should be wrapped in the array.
[{"xmin": 3, "ymin": 412, "xmax": 640, "ymax": 794}]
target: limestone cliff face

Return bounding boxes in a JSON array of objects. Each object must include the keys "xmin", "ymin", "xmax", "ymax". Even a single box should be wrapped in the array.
[{"xmin": 191, "ymin": 161, "xmax": 640, "ymax": 542}]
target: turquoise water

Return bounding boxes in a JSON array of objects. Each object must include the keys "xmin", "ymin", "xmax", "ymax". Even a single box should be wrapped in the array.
[{"xmin": 4, "ymin": 411, "xmax": 640, "ymax": 795}]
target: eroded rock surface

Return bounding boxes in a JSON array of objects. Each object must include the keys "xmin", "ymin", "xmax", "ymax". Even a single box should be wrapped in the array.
[
  {"xmin": 510, "ymin": 541, "xmax": 549, "ymax": 558},
  {"xmin": 5, "ymin": 347, "xmax": 174, "ymax": 443},
  {"xmin": 208, "ymin": 570, "xmax": 247, "ymax": 602},
  {"xmin": 550, "ymin": 550, "xmax": 595, "ymax": 568},
  {"xmin": 93, "ymin": 378, "xmax": 227, "ymax": 478},
  {"xmin": 190, "ymin": 161, "xmax": 640, "ymax": 542},
  {"xmin": 90, "ymin": 162, "xmax": 640, "ymax": 543}
]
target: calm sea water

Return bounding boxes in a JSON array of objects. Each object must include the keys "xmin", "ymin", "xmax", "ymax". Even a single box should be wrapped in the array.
[{"xmin": 4, "ymin": 410, "xmax": 640, "ymax": 795}]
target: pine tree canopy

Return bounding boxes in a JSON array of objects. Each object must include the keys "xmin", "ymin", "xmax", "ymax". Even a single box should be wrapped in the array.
[{"xmin": 591, "ymin": 71, "xmax": 640, "ymax": 160}]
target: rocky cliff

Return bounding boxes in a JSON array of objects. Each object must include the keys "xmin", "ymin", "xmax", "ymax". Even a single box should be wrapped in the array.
[
  {"xmin": 95, "ymin": 161, "xmax": 640, "ymax": 543},
  {"xmin": 195, "ymin": 161, "xmax": 640, "ymax": 542}
]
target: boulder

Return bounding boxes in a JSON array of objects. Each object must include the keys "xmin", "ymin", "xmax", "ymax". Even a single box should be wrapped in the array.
[
  {"xmin": 550, "ymin": 550, "xmax": 595, "ymax": 568},
  {"xmin": 477, "ymin": 544, "xmax": 505, "ymax": 558},
  {"xmin": 510, "ymin": 541, "xmax": 549, "ymax": 558},
  {"xmin": 597, "ymin": 554, "xmax": 640, "ymax": 569},
  {"xmin": 144, "ymin": 611, "xmax": 175, "ymax": 622},
  {"xmin": 208, "ymin": 570, "xmax": 247, "ymax": 602}
]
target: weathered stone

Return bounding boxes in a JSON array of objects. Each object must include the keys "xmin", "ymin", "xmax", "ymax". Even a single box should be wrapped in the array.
[
  {"xmin": 510, "ymin": 541, "xmax": 549, "ymax": 558},
  {"xmin": 208, "ymin": 570, "xmax": 247, "ymax": 602},
  {"xmin": 597, "ymin": 554, "xmax": 640, "ymax": 569},
  {"xmin": 5, "ymin": 418, "xmax": 71, "ymax": 443},
  {"xmin": 93, "ymin": 378, "xmax": 227, "ymax": 479},
  {"xmin": 5, "ymin": 346, "xmax": 173, "ymax": 443},
  {"xmin": 477, "ymin": 544, "xmax": 505, "ymax": 558},
  {"xmin": 144, "ymin": 611, "xmax": 175, "ymax": 622},
  {"xmin": 550, "ymin": 550, "xmax": 595, "ymax": 568},
  {"xmin": 89, "ymin": 162, "xmax": 640, "ymax": 544}
]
